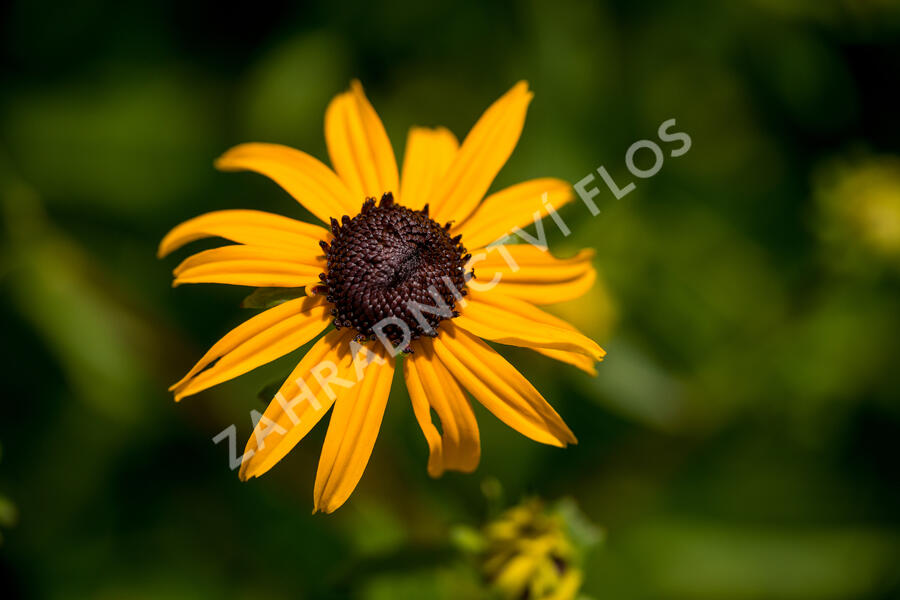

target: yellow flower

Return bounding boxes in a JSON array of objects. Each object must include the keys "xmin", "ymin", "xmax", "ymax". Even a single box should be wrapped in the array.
[
  {"xmin": 481, "ymin": 500, "xmax": 585, "ymax": 600},
  {"xmin": 159, "ymin": 81, "xmax": 605, "ymax": 513},
  {"xmin": 816, "ymin": 155, "xmax": 900, "ymax": 262}
]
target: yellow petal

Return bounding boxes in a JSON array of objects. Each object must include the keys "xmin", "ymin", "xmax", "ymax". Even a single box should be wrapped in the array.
[
  {"xmin": 239, "ymin": 329, "xmax": 356, "ymax": 480},
  {"xmin": 405, "ymin": 357, "xmax": 444, "ymax": 476},
  {"xmin": 546, "ymin": 570, "xmax": 583, "ymax": 600},
  {"xmin": 455, "ymin": 290, "xmax": 605, "ymax": 360},
  {"xmin": 430, "ymin": 82, "xmax": 533, "ymax": 225},
  {"xmin": 493, "ymin": 269, "xmax": 597, "ymax": 305},
  {"xmin": 172, "ymin": 245, "xmax": 324, "ymax": 288},
  {"xmin": 493, "ymin": 552, "xmax": 541, "ymax": 598},
  {"xmin": 171, "ymin": 295, "xmax": 331, "ymax": 401},
  {"xmin": 313, "ymin": 344, "xmax": 395, "ymax": 513},
  {"xmin": 405, "ymin": 339, "xmax": 480, "ymax": 477},
  {"xmin": 325, "ymin": 80, "xmax": 399, "ymax": 200},
  {"xmin": 432, "ymin": 322, "xmax": 576, "ymax": 447},
  {"xmin": 454, "ymin": 178, "xmax": 574, "ymax": 249},
  {"xmin": 468, "ymin": 245, "xmax": 594, "ymax": 284},
  {"xmin": 172, "ymin": 245, "xmax": 323, "ymax": 273},
  {"xmin": 466, "ymin": 244, "xmax": 597, "ymax": 305},
  {"xmin": 471, "ymin": 287, "xmax": 605, "ymax": 375},
  {"xmin": 158, "ymin": 209, "xmax": 329, "ymax": 258},
  {"xmin": 533, "ymin": 348, "xmax": 598, "ymax": 376},
  {"xmin": 399, "ymin": 126, "xmax": 459, "ymax": 211},
  {"xmin": 215, "ymin": 143, "xmax": 357, "ymax": 223}
]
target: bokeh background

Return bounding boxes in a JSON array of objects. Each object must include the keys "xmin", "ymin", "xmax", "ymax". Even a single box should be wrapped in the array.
[{"xmin": 2, "ymin": 1, "xmax": 900, "ymax": 598}]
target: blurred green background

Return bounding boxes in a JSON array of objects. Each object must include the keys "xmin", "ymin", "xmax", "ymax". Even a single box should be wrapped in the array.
[{"xmin": 2, "ymin": 0, "xmax": 900, "ymax": 598}]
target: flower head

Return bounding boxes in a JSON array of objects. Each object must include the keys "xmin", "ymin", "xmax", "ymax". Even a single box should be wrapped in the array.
[
  {"xmin": 160, "ymin": 80, "xmax": 605, "ymax": 512},
  {"xmin": 459, "ymin": 498, "xmax": 602, "ymax": 600},
  {"xmin": 318, "ymin": 191, "xmax": 470, "ymax": 346},
  {"xmin": 816, "ymin": 155, "xmax": 900, "ymax": 265}
]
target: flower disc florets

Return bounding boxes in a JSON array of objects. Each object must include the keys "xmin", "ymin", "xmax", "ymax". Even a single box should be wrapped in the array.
[{"xmin": 317, "ymin": 192, "xmax": 470, "ymax": 346}]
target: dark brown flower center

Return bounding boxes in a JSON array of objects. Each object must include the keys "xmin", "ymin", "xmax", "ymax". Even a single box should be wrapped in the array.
[{"xmin": 317, "ymin": 192, "xmax": 470, "ymax": 348}]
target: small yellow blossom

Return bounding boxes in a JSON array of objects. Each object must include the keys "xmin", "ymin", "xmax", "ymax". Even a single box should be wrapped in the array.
[{"xmin": 816, "ymin": 155, "xmax": 900, "ymax": 264}]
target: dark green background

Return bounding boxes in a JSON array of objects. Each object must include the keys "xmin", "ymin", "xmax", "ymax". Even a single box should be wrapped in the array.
[{"xmin": 2, "ymin": 1, "xmax": 900, "ymax": 598}]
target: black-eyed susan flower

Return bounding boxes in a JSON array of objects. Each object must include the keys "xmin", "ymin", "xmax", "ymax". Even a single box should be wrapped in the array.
[
  {"xmin": 159, "ymin": 81, "xmax": 605, "ymax": 513},
  {"xmin": 458, "ymin": 498, "xmax": 601, "ymax": 600}
]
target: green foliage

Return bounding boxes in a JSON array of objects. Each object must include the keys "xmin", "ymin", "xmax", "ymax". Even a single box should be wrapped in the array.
[
  {"xmin": 2, "ymin": 0, "xmax": 900, "ymax": 598},
  {"xmin": 241, "ymin": 287, "xmax": 309, "ymax": 309},
  {"xmin": 0, "ymin": 441, "xmax": 16, "ymax": 545}
]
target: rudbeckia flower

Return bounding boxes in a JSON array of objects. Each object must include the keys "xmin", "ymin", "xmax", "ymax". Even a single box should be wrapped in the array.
[
  {"xmin": 478, "ymin": 499, "xmax": 589, "ymax": 600},
  {"xmin": 159, "ymin": 81, "xmax": 605, "ymax": 513}
]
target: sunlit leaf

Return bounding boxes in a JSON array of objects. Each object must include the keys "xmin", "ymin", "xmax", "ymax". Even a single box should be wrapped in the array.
[{"xmin": 241, "ymin": 286, "xmax": 308, "ymax": 309}]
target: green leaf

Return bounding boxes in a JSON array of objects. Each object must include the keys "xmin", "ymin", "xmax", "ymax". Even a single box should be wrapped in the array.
[
  {"xmin": 555, "ymin": 498, "xmax": 604, "ymax": 551},
  {"xmin": 450, "ymin": 525, "xmax": 486, "ymax": 554},
  {"xmin": 0, "ymin": 496, "xmax": 17, "ymax": 528},
  {"xmin": 241, "ymin": 287, "xmax": 308, "ymax": 309}
]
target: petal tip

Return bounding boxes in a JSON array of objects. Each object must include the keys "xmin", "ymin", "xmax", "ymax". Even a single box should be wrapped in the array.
[
  {"xmin": 239, "ymin": 451, "xmax": 264, "ymax": 481},
  {"xmin": 213, "ymin": 147, "xmax": 242, "ymax": 172}
]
